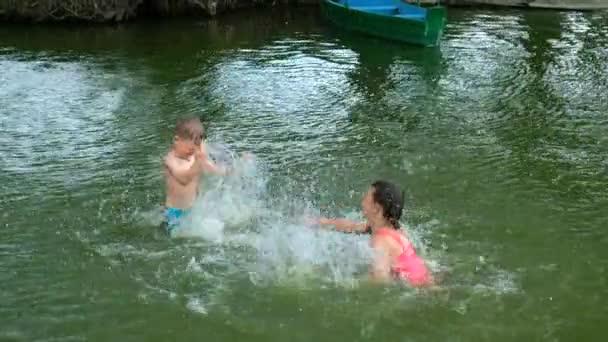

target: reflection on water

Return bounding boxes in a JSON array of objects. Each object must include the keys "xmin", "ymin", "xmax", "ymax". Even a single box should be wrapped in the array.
[{"xmin": 1, "ymin": 6, "xmax": 607, "ymax": 342}]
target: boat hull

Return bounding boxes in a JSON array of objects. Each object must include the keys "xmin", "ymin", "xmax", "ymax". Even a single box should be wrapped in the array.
[{"xmin": 321, "ymin": 0, "xmax": 446, "ymax": 47}]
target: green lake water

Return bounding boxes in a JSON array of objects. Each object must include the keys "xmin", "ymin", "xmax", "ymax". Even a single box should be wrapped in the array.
[{"xmin": 1, "ymin": 7, "xmax": 607, "ymax": 341}]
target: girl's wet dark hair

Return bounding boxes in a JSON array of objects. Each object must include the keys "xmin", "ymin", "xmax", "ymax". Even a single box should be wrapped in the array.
[{"xmin": 371, "ymin": 180, "xmax": 405, "ymax": 229}]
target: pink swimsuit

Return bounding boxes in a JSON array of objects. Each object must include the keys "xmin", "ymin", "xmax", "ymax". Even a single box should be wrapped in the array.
[{"xmin": 374, "ymin": 228, "xmax": 432, "ymax": 286}]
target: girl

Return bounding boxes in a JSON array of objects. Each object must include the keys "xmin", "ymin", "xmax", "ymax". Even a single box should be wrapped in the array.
[{"xmin": 311, "ymin": 180, "xmax": 432, "ymax": 286}]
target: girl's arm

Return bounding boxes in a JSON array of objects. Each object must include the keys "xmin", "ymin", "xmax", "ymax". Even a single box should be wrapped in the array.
[{"xmin": 309, "ymin": 217, "xmax": 370, "ymax": 234}]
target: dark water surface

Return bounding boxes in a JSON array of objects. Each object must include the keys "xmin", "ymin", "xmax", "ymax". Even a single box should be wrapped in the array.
[{"xmin": 1, "ymin": 7, "xmax": 607, "ymax": 341}]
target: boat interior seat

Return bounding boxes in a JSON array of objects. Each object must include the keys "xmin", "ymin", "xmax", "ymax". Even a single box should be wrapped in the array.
[{"xmin": 352, "ymin": 5, "xmax": 398, "ymax": 15}]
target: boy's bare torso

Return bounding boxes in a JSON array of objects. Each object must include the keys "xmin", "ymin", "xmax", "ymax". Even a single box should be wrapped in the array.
[{"xmin": 164, "ymin": 151, "xmax": 200, "ymax": 209}]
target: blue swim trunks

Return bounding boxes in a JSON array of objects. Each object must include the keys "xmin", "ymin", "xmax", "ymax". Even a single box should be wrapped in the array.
[{"xmin": 165, "ymin": 207, "xmax": 190, "ymax": 235}]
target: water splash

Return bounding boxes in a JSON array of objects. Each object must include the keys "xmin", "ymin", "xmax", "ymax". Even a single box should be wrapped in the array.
[{"xmin": 164, "ymin": 146, "xmax": 374, "ymax": 287}]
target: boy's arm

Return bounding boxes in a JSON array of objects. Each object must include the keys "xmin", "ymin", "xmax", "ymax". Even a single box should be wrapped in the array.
[
  {"xmin": 199, "ymin": 146, "xmax": 254, "ymax": 176},
  {"xmin": 311, "ymin": 217, "xmax": 369, "ymax": 233},
  {"xmin": 198, "ymin": 144, "xmax": 230, "ymax": 176},
  {"xmin": 201, "ymin": 158, "xmax": 229, "ymax": 176},
  {"xmin": 164, "ymin": 155, "xmax": 202, "ymax": 185}
]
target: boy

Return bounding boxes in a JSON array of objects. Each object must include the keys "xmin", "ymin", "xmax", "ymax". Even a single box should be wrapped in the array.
[{"xmin": 162, "ymin": 116, "xmax": 228, "ymax": 235}]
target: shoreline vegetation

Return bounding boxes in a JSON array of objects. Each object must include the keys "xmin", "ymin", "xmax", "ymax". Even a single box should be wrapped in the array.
[
  {"xmin": 0, "ymin": 0, "xmax": 272, "ymax": 23},
  {"xmin": 0, "ymin": 0, "xmax": 605, "ymax": 23}
]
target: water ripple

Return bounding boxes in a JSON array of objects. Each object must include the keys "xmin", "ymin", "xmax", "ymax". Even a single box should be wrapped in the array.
[{"xmin": 1, "ymin": 8, "xmax": 608, "ymax": 340}]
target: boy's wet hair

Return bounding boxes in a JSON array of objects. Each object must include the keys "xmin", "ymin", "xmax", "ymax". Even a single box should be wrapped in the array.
[
  {"xmin": 371, "ymin": 180, "xmax": 405, "ymax": 229},
  {"xmin": 175, "ymin": 116, "xmax": 205, "ymax": 141}
]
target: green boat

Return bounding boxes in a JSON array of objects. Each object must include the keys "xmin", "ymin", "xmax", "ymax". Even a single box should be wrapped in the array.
[{"xmin": 320, "ymin": 0, "xmax": 447, "ymax": 47}]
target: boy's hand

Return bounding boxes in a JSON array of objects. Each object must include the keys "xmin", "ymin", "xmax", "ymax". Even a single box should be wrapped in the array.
[
  {"xmin": 193, "ymin": 150, "xmax": 207, "ymax": 172},
  {"xmin": 194, "ymin": 150, "xmax": 205, "ymax": 161}
]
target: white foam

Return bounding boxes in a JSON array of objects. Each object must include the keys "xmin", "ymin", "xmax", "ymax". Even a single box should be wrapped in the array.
[
  {"xmin": 186, "ymin": 296, "xmax": 208, "ymax": 315},
  {"xmin": 174, "ymin": 217, "xmax": 225, "ymax": 242}
]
